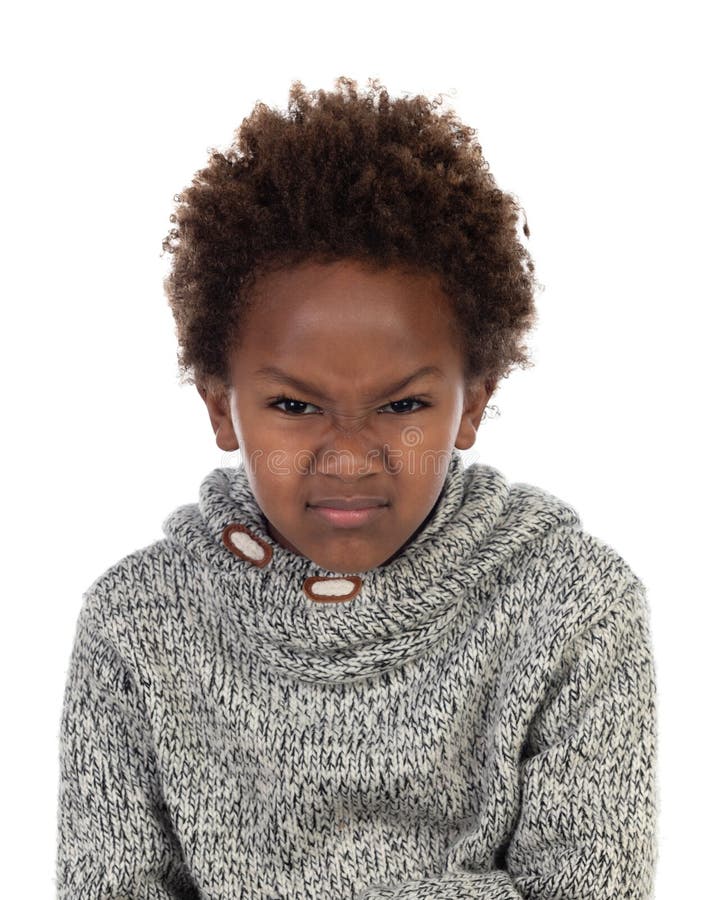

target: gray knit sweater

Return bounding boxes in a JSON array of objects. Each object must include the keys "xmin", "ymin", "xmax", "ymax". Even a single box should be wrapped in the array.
[{"xmin": 55, "ymin": 449, "xmax": 659, "ymax": 899}]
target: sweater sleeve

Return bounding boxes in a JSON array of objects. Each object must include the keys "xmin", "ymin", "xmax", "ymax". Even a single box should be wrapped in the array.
[
  {"xmin": 356, "ymin": 579, "xmax": 659, "ymax": 900},
  {"xmin": 55, "ymin": 599, "xmax": 203, "ymax": 900}
]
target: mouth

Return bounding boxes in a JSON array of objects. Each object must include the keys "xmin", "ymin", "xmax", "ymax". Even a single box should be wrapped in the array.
[{"xmin": 307, "ymin": 500, "xmax": 389, "ymax": 529}]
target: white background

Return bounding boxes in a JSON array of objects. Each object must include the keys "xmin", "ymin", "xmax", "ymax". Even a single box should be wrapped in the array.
[{"xmin": 2, "ymin": 0, "xmax": 709, "ymax": 895}]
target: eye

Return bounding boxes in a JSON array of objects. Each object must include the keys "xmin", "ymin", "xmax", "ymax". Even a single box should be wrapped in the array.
[
  {"xmin": 269, "ymin": 395, "xmax": 322, "ymax": 415},
  {"xmin": 378, "ymin": 397, "xmax": 430, "ymax": 414}
]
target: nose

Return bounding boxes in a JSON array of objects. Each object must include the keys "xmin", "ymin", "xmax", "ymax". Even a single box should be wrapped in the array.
[
  {"xmin": 319, "ymin": 409, "xmax": 383, "ymax": 479},
  {"xmin": 332, "ymin": 409, "xmax": 369, "ymax": 434}
]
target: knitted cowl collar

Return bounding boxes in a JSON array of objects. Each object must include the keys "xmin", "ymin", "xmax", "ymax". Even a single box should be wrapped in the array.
[{"xmin": 162, "ymin": 448, "xmax": 579, "ymax": 684}]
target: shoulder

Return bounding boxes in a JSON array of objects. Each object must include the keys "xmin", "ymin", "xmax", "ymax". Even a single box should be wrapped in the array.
[
  {"xmin": 74, "ymin": 537, "xmax": 193, "ymax": 664},
  {"xmin": 503, "ymin": 473, "xmax": 642, "ymax": 578},
  {"xmin": 488, "ymin": 474, "xmax": 646, "ymax": 636}
]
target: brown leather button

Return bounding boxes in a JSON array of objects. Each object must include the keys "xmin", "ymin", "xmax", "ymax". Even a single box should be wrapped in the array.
[
  {"xmin": 222, "ymin": 523, "xmax": 273, "ymax": 568},
  {"xmin": 303, "ymin": 575, "xmax": 363, "ymax": 603}
]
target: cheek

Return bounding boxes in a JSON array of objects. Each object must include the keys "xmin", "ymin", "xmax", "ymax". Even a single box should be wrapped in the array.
[{"xmin": 254, "ymin": 464, "xmax": 298, "ymax": 502}]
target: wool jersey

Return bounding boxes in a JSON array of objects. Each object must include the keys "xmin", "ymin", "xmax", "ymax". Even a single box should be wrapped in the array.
[{"xmin": 55, "ymin": 449, "xmax": 659, "ymax": 899}]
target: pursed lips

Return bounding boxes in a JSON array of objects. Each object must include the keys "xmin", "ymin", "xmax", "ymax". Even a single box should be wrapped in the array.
[
  {"xmin": 306, "ymin": 497, "xmax": 389, "ymax": 528},
  {"xmin": 308, "ymin": 496, "xmax": 389, "ymax": 510}
]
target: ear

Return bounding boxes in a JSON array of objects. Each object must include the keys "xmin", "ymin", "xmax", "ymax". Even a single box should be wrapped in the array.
[
  {"xmin": 195, "ymin": 380, "xmax": 240, "ymax": 452},
  {"xmin": 454, "ymin": 376, "xmax": 496, "ymax": 451}
]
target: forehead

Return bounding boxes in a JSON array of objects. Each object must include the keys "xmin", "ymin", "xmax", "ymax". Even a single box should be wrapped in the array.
[{"xmin": 235, "ymin": 259, "xmax": 459, "ymax": 370}]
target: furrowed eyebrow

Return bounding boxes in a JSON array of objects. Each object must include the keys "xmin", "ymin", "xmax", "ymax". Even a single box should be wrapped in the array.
[{"xmin": 253, "ymin": 365, "xmax": 445, "ymax": 404}]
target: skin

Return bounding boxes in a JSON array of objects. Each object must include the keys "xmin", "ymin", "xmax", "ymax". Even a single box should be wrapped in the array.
[{"xmin": 198, "ymin": 258, "xmax": 495, "ymax": 575}]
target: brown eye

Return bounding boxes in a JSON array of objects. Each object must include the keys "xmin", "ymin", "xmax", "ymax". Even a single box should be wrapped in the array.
[
  {"xmin": 379, "ymin": 398, "xmax": 428, "ymax": 414},
  {"xmin": 270, "ymin": 396, "xmax": 321, "ymax": 415}
]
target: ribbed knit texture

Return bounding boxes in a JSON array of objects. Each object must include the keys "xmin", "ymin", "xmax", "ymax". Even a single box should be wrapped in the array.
[{"xmin": 55, "ymin": 448, "xmax": 659, "ymax": 899}]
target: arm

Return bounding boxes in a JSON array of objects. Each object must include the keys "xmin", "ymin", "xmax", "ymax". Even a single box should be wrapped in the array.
[
  {"xmin": 55, "ymin": 600, "xmax": 202, "ymax": 899},
  {"xmin": 357, "ymin": 579, "xmax": 659, "ymax": 899}
]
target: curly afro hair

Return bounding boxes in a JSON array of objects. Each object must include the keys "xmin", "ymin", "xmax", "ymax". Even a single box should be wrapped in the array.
[{"xmin": 162, "ymin": 76, "xmax": 538, "ymax": 393}]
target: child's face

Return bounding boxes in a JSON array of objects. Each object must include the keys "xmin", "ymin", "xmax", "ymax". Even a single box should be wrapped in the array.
[{"xmin": 199, "ymin": 259, "xmax": 493, "ymax": 574}]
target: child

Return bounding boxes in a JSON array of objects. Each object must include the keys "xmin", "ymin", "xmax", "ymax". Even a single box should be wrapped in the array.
[{"xmin": 55, "ymin": 77, "xmax": 659, "ymax": 899}]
